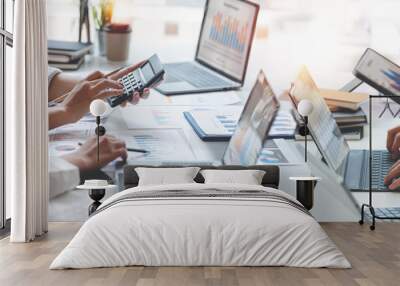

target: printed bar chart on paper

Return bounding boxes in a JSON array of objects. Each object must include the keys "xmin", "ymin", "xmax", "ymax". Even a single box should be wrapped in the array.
[{"xmin": 120, "ymin": 129, "xmax": 198, "ymax": 163}]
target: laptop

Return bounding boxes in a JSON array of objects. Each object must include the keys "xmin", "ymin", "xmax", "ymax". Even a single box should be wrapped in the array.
[
  {"xmin": 205, "ymin": 70, "xmax": 279, "ymax": 165},
  {"xmin": 222, "ymin": 70, "xmax": 280, "ymax": 165},
  {"xmin": 130, "ymin": 70, "xmax": 279, "ymax": 166},
  {"xmin": 290, "ymin": 66, "xmax": 395, "ymax": 192},
  {"xmin": 156, "ymin": 0, "xmax": 259, "ymax": 95}
]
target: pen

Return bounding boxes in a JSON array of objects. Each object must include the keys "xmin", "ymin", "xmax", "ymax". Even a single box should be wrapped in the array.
[
  {"xmin": 78, "ymin": 142, "xmax": 150, "ymax": 154},
  {"xmin": 78, "ymin": 142, "xmax": 149, "ymax": 154},
  {"xmin": 127, "ymin": 148, "xmax": 149, "ymax": 154},
  {"xmin": 50, "ymin": 67, "xmax": 125, "ymax": 105},
  {"xmin": 104, "ymin": 66, "xmax": 124, "ymax": 78}
]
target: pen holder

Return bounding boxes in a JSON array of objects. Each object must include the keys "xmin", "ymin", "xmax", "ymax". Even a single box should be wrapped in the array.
[{"xmin": 104, "ymin": 23, "xmax": 132, "ymax": 62}]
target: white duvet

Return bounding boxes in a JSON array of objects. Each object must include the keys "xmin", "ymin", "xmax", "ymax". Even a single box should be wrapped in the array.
[{"xmin": 50, "ymin": 183, "xmax": 351, "ymax": 269}]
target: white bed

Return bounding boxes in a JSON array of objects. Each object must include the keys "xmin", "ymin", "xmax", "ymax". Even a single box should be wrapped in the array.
[{"xmin": 50, "ymin": 183, "xmax": 350, "ymax": 269}]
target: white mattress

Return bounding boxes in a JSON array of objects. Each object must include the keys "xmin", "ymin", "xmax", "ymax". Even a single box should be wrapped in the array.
[{"xmin": 50, "ymin": 183, "xmax": 350, "ymax": 269}]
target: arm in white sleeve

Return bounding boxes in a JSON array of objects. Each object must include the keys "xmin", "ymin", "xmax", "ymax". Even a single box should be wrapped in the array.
[
  {"xmin": 49, "ymin": 156, "xmax": 80, "ymax": 199},
  {"xmin": 48, "ymin": 66, "xmax": 61, "ymax": 87}
]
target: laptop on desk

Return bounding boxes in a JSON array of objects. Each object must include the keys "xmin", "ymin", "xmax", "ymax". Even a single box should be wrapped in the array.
[
  {"xmin": 156, "ymin": 0, "xmax": 259, "ymax": 95},
  {"xmin": 290, "ymin": 66, "xmax": 395, "ymax": 192}
]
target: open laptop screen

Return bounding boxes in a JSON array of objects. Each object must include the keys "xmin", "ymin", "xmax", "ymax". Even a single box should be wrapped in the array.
[
  {"xmin": 291, "ymin": 66, "xmax": 350, "ymax": 179},
  {"xmin": 223, "ymin": 71, "xmax": 279, "ymax": 165},
  {"xmin": 196, "ymin": 0, "xmax": 259, "ymax": 83}
]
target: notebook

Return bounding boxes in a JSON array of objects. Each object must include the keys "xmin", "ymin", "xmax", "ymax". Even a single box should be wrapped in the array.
[
  {"xmin": 320, "ymin": 89, "xmax": 368, "ymax": 110},
  {"xmin": 48, "ymin": 40, "xmax": 93, "ymax": 60}
]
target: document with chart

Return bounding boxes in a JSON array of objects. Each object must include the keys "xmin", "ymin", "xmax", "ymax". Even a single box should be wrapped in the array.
[{"xmin": 118, "ymin": 129, "xmax": 198, "ymax": 163}]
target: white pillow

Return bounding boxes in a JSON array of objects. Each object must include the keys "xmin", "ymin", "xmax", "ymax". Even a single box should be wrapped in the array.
[
  {"xmin": 135, "ymin": 167, "xmax": 200, "ymax": 186},
  {"xmin": 200, "ymin": 169, "xmax": 266, "ymax": 185}
]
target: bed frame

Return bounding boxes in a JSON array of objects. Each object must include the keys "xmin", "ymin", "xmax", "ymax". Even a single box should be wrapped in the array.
[{"xmin": 123, "ymin": 165, "xmax": 280, "ymax": 189}]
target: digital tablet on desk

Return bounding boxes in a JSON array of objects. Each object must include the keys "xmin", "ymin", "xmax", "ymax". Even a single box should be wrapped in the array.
[{"xmin": 354, "ymin": 48, "xmax": 400, "ymax": 104}]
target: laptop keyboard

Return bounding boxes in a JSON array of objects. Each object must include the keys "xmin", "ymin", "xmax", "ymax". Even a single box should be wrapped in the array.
[
  {"xmin": 166, "ymin": 63, "xmax": 231, "ymax": 88},
  {"xmin": 361, "ymin": 150, "xmax": 394, "ymax": 190}
]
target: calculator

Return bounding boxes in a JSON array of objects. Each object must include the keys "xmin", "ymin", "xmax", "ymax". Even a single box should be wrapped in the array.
[{"xmin": 107, "ymin": 54, "xmax": 165, "ymax": 107}]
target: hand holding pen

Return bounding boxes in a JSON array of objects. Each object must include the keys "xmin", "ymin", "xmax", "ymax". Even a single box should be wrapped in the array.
[{"xmin": 78, "ymin": 142, "xmax": 149, "ymax": 154}]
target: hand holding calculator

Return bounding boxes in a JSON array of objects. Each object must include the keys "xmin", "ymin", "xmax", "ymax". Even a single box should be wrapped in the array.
[{"xmin": 107, "ymin": 54, "xmax": 165, "ymax": 107}]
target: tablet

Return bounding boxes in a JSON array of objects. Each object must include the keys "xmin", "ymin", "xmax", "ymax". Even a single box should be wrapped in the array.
[{"xmin": 353, "ymin": 48, "xmax": 400, "ymax": 103}]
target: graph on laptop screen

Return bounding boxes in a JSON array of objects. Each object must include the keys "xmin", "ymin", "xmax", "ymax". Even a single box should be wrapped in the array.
[
  {"xmin": 291, "ymin": 66, "xmax": 350, "ymax": 176},
  {"xmin": 196, "ymin": 0, "xmax": 258, "ymax": 81},
  {"xmin": 223, "ymin": 71, "xmax": 279, "ymax": 165}
]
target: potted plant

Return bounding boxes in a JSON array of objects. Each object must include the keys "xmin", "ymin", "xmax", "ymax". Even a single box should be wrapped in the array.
[{"xmin": 91, "ymin": 0, "xmax": 115, "ymax": 55}]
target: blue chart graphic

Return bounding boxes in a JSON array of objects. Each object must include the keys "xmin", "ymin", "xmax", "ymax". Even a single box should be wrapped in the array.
[
  {"xmin": 216, "ymin": 114, "xmax": 237, "ymax": 133},
  {"xmin": 216, "ymin": 111, "xmax": 296, "ymax": 137},
  {"xmin": 208, "ymin": 12, "xmax": 248, "ymax": 54},
  {"xmin": 382, "ymin": 69, "xmax": 400, "ymax": 91}
]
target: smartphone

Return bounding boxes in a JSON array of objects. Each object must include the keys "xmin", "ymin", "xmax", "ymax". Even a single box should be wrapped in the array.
[
  {"xmin": 353, "ymin": 48, "xmax": 400, "ymax": 104},
  {"xmin": 107, "ymin": 54, "xmax": 165, "ymax": 107}
]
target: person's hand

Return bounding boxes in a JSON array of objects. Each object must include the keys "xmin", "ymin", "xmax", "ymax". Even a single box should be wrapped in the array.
[
  {"xmin": 384, "ymin": 160, "xmax": 400, "ymax": 190},
  {"xmin": 385, "ymin": 126, "xmax": 400, "ymax": 190},
  {"xmin": 62, "ymin": 135, "xmax": 127, "ymax": 172},
  {"xmin": 107, "ymin": 62, "xmax": 151, "ymax": 107},
  {"xmin": 60, "ymin": 72, "xmax": 124, "ymax": 123},
  {"xmin": 386, "ymin": 126, "xmax": 400, "ymax": 159}
]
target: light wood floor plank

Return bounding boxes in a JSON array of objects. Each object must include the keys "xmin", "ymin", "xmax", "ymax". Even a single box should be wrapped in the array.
[{"xmin": 0, "ymin": 222, "xmax": 399, "ymax": 286}]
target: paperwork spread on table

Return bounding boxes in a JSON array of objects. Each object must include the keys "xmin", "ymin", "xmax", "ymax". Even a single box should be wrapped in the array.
[
  {"xmin": 138, "ymin": 90, "xmax": 242, "ymax": 106},
  {"xmin": 48, "ymin": 112, "xmax": 111, "ymax": 136},
  {"xmin": 115, "ymin": 129, "xmax": 198, "ymax": 163},
  {"xmin": 121, "ymin": 106, "xmax": 183, "ymax": 129},
  {"xmin": 49, "ymin": 130, "xmax": 89, "ymax": 156}
]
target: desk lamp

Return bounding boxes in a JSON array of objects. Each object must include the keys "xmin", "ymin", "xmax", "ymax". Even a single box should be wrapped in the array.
[
  {"xmin": 89, "ymin": 99, "xmax": 107, "ymax": 162},
  {"xmin": 297, "ymin": 99, "xmax": 314, "ymax": 162},
  {"xmin": 75, "ymin": 99, "xmax": 110, "ymax": 216}
]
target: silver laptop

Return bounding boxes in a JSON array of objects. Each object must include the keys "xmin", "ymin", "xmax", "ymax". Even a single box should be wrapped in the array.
[
  {"xmin": 156, "ymin": 0, "xmax": 259, "ymax": 95},
  {"xmin": 133, "ymin": 70, "xmax": 279, "ymax": 166},
  {"xmin": 290, "ymin": 67, "xmax": 394, "ymax": 192},
  {"xmin": 222, "ymin": 70, "xmax": 279, "ymax": 165},
  {"xmin": 201, "ymin": 70, "xmax": 280, "ymax": 165}
]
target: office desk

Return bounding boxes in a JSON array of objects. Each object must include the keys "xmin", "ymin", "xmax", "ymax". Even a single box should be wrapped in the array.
[
  {"xmin": 58, "ymin": 52, "xmax": 400, "ymax": 221},
  {"xmin": 60, "ymin": 54, "xmax": 311, "ymax": 192},
  {"xmin": 49, "ymin": 2, "xmax": 400, "ymax": 221}
]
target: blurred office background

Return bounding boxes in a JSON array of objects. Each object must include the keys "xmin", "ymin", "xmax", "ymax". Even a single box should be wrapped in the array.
[{"xmin": 47, "ymin": 0, "xmax": 400, "ymax": 92}]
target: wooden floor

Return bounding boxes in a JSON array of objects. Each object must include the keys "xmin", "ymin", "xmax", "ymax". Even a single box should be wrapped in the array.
[{"xmin": 0, "ymin": 223, "xmax": 399, "ymax": 286}]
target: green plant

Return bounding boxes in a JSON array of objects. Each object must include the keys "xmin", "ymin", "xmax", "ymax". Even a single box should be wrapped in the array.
[{"xmin": 91, "ymin": 0, "xmax": 115, "ymax": 30}]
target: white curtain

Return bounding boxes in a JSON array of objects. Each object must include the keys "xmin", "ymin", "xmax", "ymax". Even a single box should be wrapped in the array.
[{"xmin": 7, "ymin": 0, "xmax": 49, "ymax": 242}]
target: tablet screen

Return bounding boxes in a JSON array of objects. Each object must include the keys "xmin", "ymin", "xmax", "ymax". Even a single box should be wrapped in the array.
[{"xmin": 354, "ymin": 48, "xmax": 400, "ymax": 98}]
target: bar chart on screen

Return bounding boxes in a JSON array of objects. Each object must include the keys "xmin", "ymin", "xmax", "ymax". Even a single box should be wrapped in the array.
[
  {"xmin": 209, "ymin": 12, "xmax": 249, "ymax": 54},
  {"xmin": 196, "ymin": 0, "xmax": 257, "ymax": 79}
]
